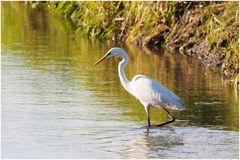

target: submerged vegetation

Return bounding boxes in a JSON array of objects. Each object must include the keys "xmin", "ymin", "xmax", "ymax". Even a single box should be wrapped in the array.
[{"xmin": 38, "ymin": 1, "xmax": 238, "ymax": 81}]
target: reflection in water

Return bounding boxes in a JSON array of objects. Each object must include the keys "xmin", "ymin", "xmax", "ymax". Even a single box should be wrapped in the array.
[
  {"xmin": 1, "ymin": 2, "xmax": 239, "ymax": 159},
  {"xmin": 125, "ymin": 126, "xmax": 238, "ymax": 159}
]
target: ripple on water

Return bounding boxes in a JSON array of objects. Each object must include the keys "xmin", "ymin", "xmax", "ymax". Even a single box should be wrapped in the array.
[{"xmin": 123, "ymin": 126, "xmax": 239, "ymax": 159}]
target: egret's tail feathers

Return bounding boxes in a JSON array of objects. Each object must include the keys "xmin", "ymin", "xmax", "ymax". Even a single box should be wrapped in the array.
[
  {"xmin": 178, "ymin": 100, "xmax": 185, "ymax": 110},
  {"xmin": 166, "ymin": 100, "xmax": 185, "ymax": 111}
]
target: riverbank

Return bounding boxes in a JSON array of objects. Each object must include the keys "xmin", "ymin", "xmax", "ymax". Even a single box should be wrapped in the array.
[{"xmin": 32, "ymin": 1, "xmax": 239, "ymax": 83}]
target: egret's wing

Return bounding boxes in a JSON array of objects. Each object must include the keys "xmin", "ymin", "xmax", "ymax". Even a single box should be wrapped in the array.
[{"xmin": 131, "ymin": 75, "xmax": 185, "ymax": 110}]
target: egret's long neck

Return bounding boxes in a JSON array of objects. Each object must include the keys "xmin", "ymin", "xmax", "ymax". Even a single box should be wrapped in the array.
[{"xmin": 118, "ymin": 53, "xmax": 131, "ymax": 94}]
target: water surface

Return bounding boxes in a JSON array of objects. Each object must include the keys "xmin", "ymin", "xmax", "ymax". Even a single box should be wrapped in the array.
[{"xmin": 2, "ymin": 2, "xmax": 239, "ymax": 159}]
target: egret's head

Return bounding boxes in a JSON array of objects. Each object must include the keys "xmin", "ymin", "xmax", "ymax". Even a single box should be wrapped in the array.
[{"xmin": 94, "ymin": 48, "xmax": 123, "ymax": 66}]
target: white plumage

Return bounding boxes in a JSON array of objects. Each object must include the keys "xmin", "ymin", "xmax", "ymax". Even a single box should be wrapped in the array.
[
  {"xmin": 130, "ymin": 75, "xmax": 185, "ymax": 110},
  {"xmin": 94, "ymin": 47, "xmax": 185, "ymax": 127}
]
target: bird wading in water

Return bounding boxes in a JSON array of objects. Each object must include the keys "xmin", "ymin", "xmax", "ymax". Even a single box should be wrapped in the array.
[{"xmin": 94, "ymin": 47, "xmax": 185, "ymax": 127}]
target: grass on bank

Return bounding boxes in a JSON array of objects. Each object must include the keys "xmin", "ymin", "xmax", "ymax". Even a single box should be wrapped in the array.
[{"xmin": 47, "ymin": 1, "xmax": 238, "ymax": 80}]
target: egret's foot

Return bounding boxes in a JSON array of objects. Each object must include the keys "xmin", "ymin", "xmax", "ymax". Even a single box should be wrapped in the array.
[
  {"xmin": 155, "ymin": 106, "xmax": 176, "ymax": 127},
  {"xmin": 144, "ymin": 124, "xmax": 171, "ymax": 129},
  {"xmin": 148, "ymin": 124, "xmax": 159, "ymax": 128},
  {"xmin": 156, "ymin": 118, "xmax": 175, "ymax": 127},
  {"xmin": 143, "ymin": 124, "xmax": 155, "ymax": 129},
  {"xmin": 148, "ymin": 123, "xmax": 151, "ymax": 128}
]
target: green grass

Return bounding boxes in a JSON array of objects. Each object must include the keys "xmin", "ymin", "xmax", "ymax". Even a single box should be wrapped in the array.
[
  {"xmin": 46, "ymin": 1, "xmax": 239, "ymax": 80},
  {"xmin": 48, "ymin": 2, "xmax": 181, "ymax": 43}
]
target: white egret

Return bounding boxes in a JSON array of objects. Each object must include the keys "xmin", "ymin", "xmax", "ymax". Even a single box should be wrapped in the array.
[{"xmin": 94, "ymin": 47, "xmax": 185, "ymax": 127}]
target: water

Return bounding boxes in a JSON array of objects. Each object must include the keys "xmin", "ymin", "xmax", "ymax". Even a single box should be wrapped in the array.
[{"xmin": 1, "ymin": 2, "xmax": 239, "ymax": 159}]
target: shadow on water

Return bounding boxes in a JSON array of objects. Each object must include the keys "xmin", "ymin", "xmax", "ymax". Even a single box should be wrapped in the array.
[{"xmin": 1, "ymin": 2, "xmax": 239, "ymax": 159}]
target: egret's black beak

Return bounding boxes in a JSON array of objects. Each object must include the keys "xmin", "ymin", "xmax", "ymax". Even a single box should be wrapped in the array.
[{"xmin": 94, "ymin": 52, "xmax": 111, "ymax": 67}]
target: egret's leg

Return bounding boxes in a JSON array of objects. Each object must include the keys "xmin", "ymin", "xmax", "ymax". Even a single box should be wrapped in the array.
[
  {"xmin": 156, "ymin": 106, "xmax": 175, "ymax": 127},
  {"xmin": 147, "ymin": 107, "xmax": 151, "ymax": 127},
  {"xmin": 145, "ymin": 105, "xmax": 151, "ymax": 127}
]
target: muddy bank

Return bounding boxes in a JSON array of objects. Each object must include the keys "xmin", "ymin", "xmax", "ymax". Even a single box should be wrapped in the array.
[{"xmin": 164, "ymin": 3, "xmax": 238, "ymax": 82}]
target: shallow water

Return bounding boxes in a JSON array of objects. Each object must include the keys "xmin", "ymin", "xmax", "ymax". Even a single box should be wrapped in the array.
[{"xmin": 2, "ymin": 2, "xmax": 239, "ymax": 159}]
